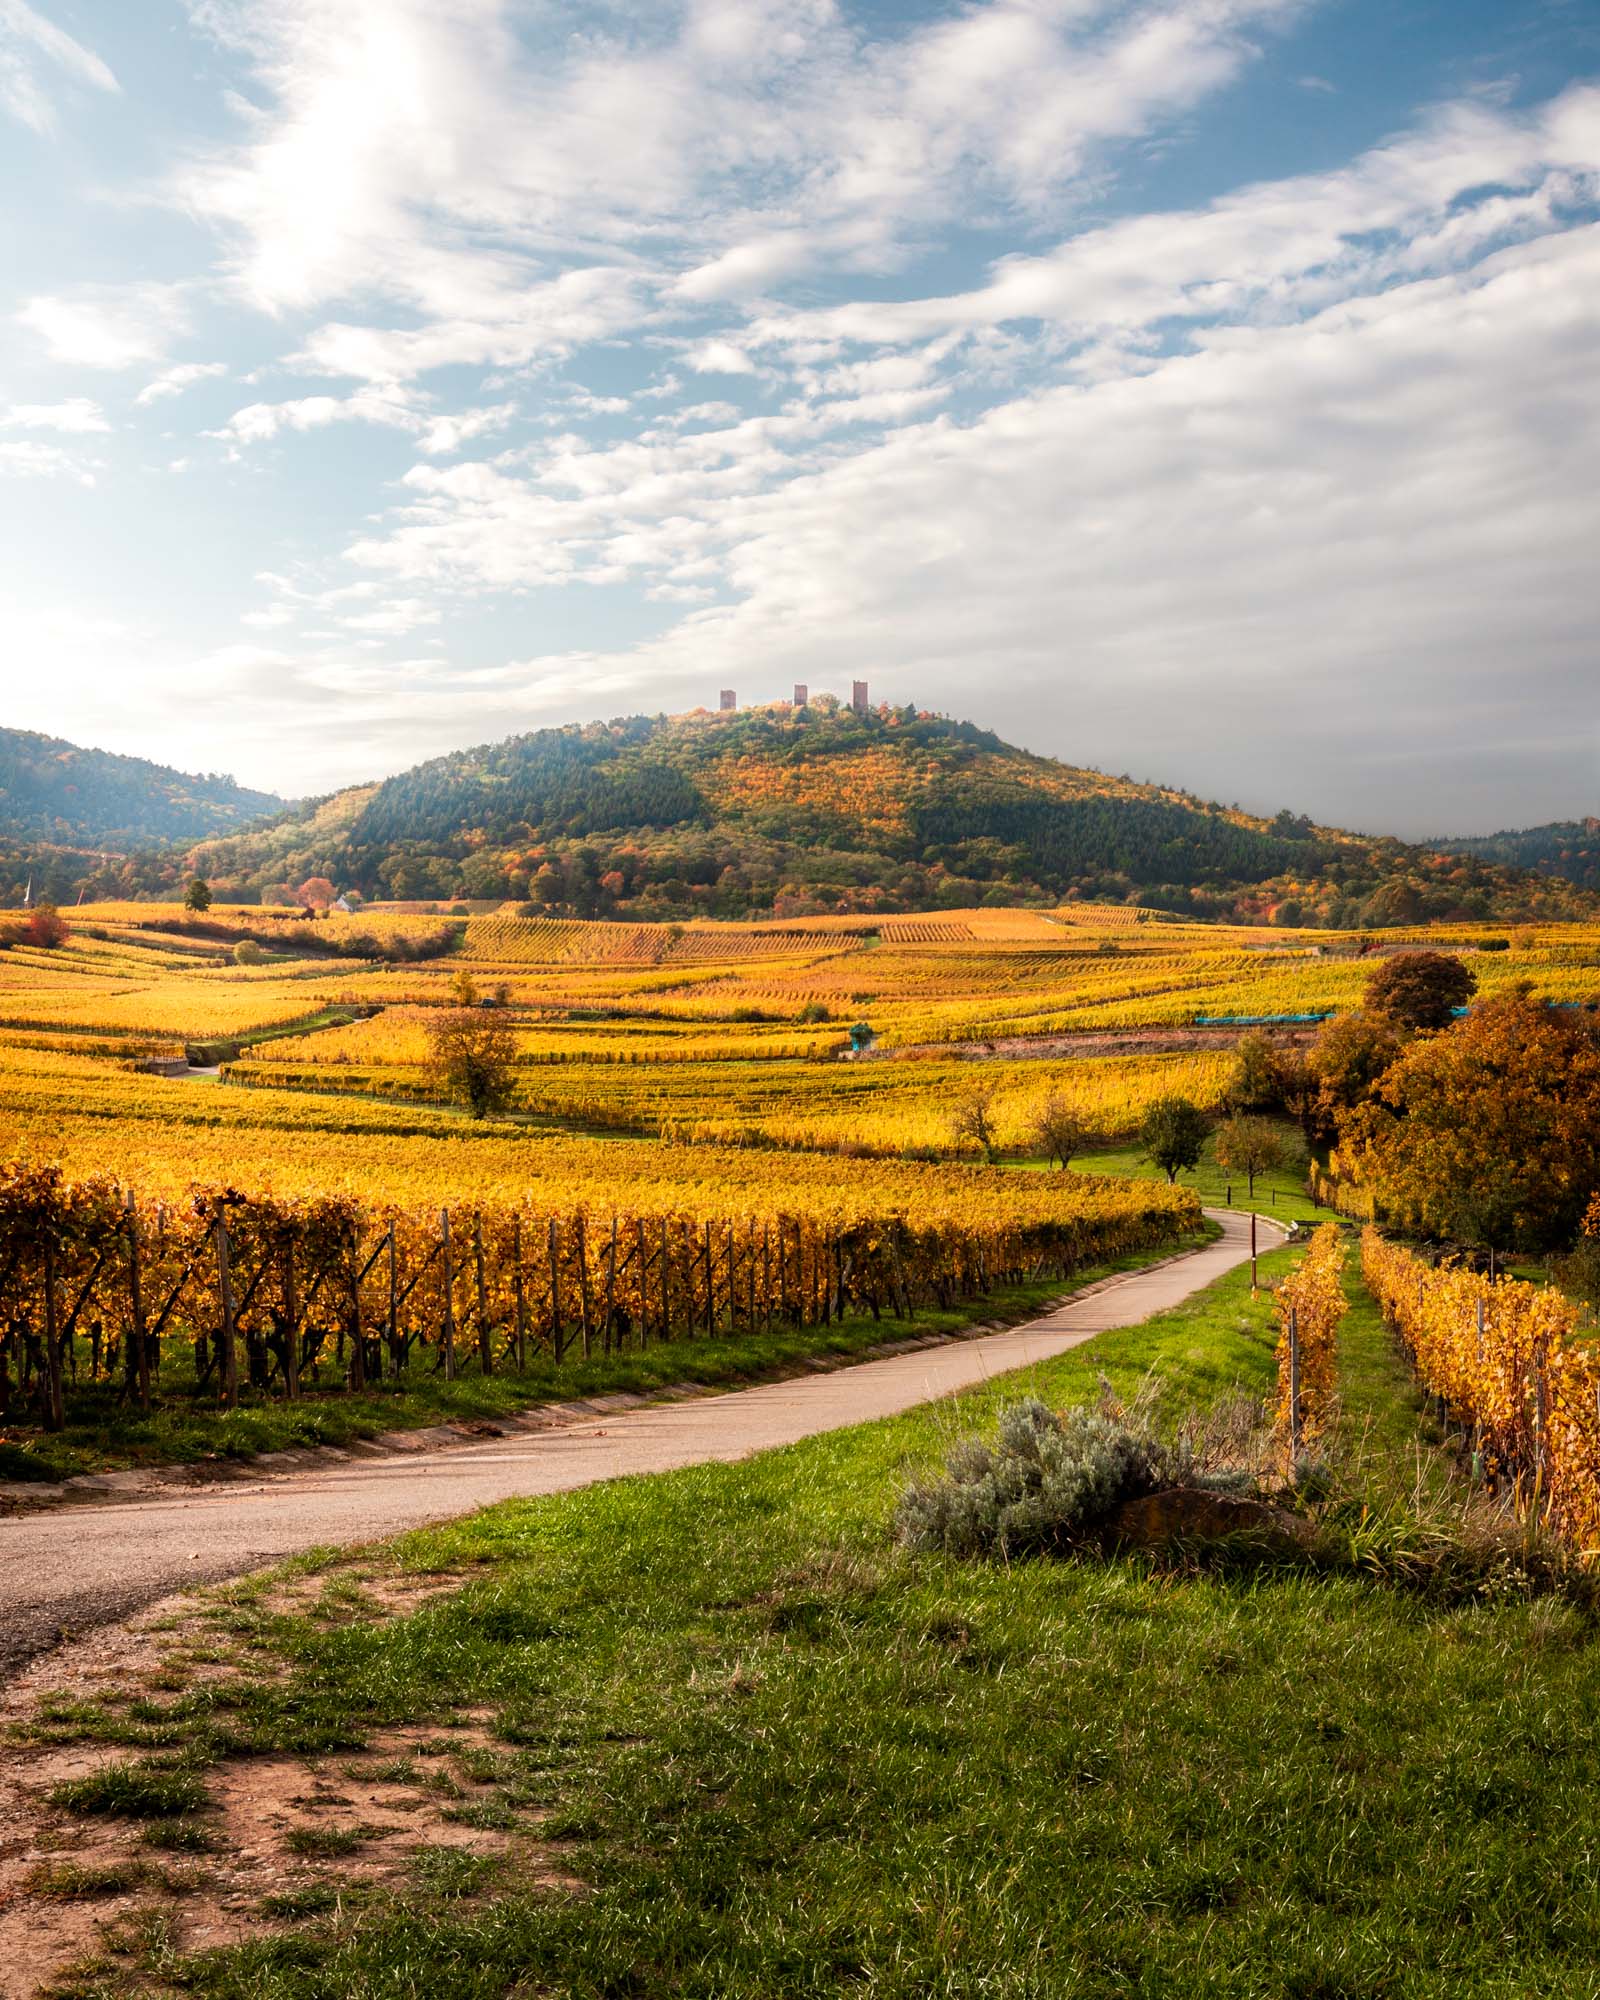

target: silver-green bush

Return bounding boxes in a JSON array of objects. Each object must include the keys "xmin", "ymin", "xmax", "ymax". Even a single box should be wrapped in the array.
[{"xmin": 895, "ymin": 1399, "xmax": 1180, "ymax": 1559}]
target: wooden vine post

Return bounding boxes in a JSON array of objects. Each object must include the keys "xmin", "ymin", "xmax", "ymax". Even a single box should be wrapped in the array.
[
  {"xmin": 1287, "ymin": 1305, "xmax": 1301, "ymax": 1456},
  {"xmin": 386, "ymin": 1221, "xmax": 399, "ymax": 1378},
  {"xmin": 347, "ymin": 1227, "xmax": 366, "ymax": 1392},
  {"xmin": 513, "ymin": 1217, "xmax": 526, "ymax": 1370},
  {"xmin": 215, "ymin": 1211, "xmax": 238, "ymax": 1408},
  {"xmin": 474, "ymin": 1218, "xmax": 492, "ymax": 1375},
  {"xmin": 42, "ymin": 1239, "xmax": 64, "ymax": 1432},
  {"xmin": 602, "ymin": 1217, "xmax": 618, "ymax": 1356},
  {"xmin": 281, "ymin": 1229, "xmax": 300, "ymax": 1401},
  {"xmin": 125, "ymin": 1190, "xmax": 151, "ymax": 1412},
  {"xmin": 575, "ymin": 1212, "xmax": 593, "ymax": 1359},
  {"xmin": 548, "ymin": 1217, "xmax": 563, "ymax": 1363},
  {"xmin": 440, "ymin": 1207, "xmax": 455, "ymax": 1381}
]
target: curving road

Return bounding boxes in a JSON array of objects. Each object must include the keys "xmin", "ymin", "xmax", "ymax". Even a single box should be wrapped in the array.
[{"xmin": 0, "ymin": 1210, "xmax": 1281, "ymax": 1672}]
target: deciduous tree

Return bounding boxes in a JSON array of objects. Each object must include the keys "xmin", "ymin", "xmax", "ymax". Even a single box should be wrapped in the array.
[
  {"xmin": 1141, "ymin": 1096, "xmax": 1209, "ymax": 1184},
  {"xmin": 1030, "ymin": 1092, "xmax": 1084, "ymax": 1170},
  {"xmin": 24, "ymin": 904, "xmax": 68, "ymax": 948},
  {"xmin": 1225, "ymin": 1030, "xmax": 1290, "ymax": 1111},
  {"xmin": 1213, "ymin": 1114, "xmax": 1287, "ymax": 1198},
  {"xmin": 425, "ymin": 1009, "xmax": 517, "ymax": 1119},
  {"xmin": 1363, "ymin": 950, "xmax": 1477, "ymax": 1031},
  {"xmin": 1285, "ymin": 1011, "xmax": 1403, "ymax": 1144},
  {"xmin": 1343, "ymin": 989, "xmax": 1600, "ymax": 1252},
  {"xmin": 950, "ymin": 1082, "xmax": 1001, "ymax": 1163}
]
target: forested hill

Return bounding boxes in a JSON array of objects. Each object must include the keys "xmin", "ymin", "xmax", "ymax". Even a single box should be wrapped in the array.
[
  {"xmin": 1434, "ymin": 819, "xmax": 1600, "ymax": 892},
  {"xmin": 143, "ymin": 700, "xmax": 1596, "ymax": 928},
  {"xmin": 0, "ymin": 727, "xmax": 286, "ymax": 848}
]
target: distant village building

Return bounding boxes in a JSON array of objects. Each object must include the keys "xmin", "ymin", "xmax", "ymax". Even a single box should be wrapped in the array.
[
  {"xmin": 332, "ymin": 895, "xmax": 354, "ymax": 914},
  {"xmin": 793, "ymin": 683, "xmax": 808, "ymax": 707},
  {"xmin": 851, "ymin": 680, "xmax": 869, "ymax": 715},
  {"xmin": 719, "ymin": 689, "xmax": 737, "ymax": 711}
]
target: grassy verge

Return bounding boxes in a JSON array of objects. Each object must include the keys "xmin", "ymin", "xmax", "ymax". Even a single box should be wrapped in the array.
[
  {"xmin": 1060, "ymin": 1117, "xmax": 1332, "ymax": 1225},
  {"xmin": 0, "ymin": 1230, "xmax": 1213, "ymax": 1485},
  {"xmin": 42, "ymin": 1246, "xmax": 1600, "ymax": 1999}
]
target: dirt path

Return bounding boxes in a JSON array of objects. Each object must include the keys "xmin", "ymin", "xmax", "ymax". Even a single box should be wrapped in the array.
[{"xmin": 0, "ymin": 1211, "xmax": 1281, "ymax": 1674}]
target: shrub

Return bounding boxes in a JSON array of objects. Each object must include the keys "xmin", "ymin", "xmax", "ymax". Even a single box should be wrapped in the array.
[
  {"xmin": 233, "ymin": 938, "xmax": 268, "ymax": 965},
  {"xmin": 895, "ymin": 1399, "xmax": 1180, "ymax": 1559}
]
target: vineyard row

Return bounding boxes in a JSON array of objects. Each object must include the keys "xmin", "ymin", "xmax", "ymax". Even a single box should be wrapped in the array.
[{"xmin": 0, "ymin": 1161, "xmax": 1197, "ymax": 1430}]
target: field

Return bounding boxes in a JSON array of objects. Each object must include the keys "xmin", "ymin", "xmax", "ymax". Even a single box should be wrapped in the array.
[
  {"xmin": 4, "ymin": 901, "xmax": 1600, "ymax": 1463},
  {"xmin": 10, "ymin": 899, "xmax": 1600, "ymax": 1993},
  {"xmin": 20, "ymin": 1246, "xmax": 1600, "ymax": 1997}
]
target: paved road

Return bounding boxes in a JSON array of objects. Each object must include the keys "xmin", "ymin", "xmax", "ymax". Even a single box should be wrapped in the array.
[{"xmin": 0, "ymin": 1210, "xmax": 1280, "ymax": 1671}]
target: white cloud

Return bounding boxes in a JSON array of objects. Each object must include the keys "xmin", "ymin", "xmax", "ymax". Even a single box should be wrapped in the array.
[
  {"xmin": 335, "ymin": 218, "xmax": 1600, "ymax": 834},
  {"xmin": 0, "ymin": 0, "xmax": 117, "ymax": 134},
  {"xmin": 3, "ymin": 397, "xmax": 109, "ymax": 433},
  {"xmin": 0, "ymin": 438, "xmax": 97, "ymax": 483},
  {"xmin": 338, "ymin": 597, "xmax": 442, "ymax": 635},
  {"xmin": 172, "ymin": 0, "xmax": 1302, "ymax": 383},
  {"xmin": 417, "ymin": 402, "xmax": 517, "ymax": 455},
  {"xmin": 135, "ymin": 360, "xmax": 228, "ymax": 405},
  {"xmin": 17, "ymin": 284, "xmax": 189, "ymax": 368},
  {"xmin": 208, "ymin": 385, "xmax": 422, "ymax": 445}
]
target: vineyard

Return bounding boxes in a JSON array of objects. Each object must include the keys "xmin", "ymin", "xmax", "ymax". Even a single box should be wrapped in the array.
[
  {"xmin": 1362, "ymin": 1228, "xmax": 1600, "ymax": 1550},
  {"xmin": 0, "ymin": 1158, "xmax": 1197, "ymax": 1430},
  {"xmin": 6, "ymin": 899, "xmax": 1600, "ymax": 1447}
]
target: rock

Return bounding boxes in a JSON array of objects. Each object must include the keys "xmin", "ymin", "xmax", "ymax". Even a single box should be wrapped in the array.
[{"xmin": 1100, "ymin": 1486, "xmax": 1313, "ymax": 1554}]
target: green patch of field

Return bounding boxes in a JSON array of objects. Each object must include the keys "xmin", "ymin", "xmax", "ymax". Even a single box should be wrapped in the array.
[{"xmin": 49, "ymin": 1242, "xmax": 1600, "ymax": 1998}]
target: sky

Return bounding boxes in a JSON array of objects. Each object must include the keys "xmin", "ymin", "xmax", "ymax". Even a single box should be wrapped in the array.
[{"xmin": 0, "ymin": 0, "xmax": 1597, "ymax": 838}]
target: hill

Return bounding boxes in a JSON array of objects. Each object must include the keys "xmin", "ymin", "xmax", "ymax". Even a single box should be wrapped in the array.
[
  {"xmin": 163, "ymin": 699, "xmax": 1599, "ymax": 928},
  {"xmin": 0, "ymin": 726, "xmax": 286, "ymax": 850},
  {"xmin": 1434, "ymin": 818, "xmax": 1600, "ymax": 892}
]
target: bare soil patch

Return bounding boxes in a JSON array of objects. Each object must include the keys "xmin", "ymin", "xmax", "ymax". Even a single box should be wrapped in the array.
[{"xmin": 0, "ymin": 1560, "xmax": 577, "ymax": 2000}]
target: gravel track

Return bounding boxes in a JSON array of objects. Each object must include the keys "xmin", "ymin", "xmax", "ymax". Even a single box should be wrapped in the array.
[{"xmin": 0, "ymin": 1210, "xmax": 1279, "ymax": 1674}]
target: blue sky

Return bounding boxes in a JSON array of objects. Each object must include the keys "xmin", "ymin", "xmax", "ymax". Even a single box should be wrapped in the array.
[{"xmin": 1, "ymin": 0, "xmax": 1597, "ymax": 836}]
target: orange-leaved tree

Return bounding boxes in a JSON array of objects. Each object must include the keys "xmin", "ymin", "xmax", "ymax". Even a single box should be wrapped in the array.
[{"xmin": 1341, "ymin": 988, "xmax": 1600, "ymax": 1253}]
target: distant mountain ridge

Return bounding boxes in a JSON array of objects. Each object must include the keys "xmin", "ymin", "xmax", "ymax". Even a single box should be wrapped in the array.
[
  {"xmin": 0, "ymin": 726, "xmax": 286, "ymax": 849},
  {"xmin": 1434, "ymin": 818, "xmax": 1600, "ymax": 893},
  {"xmin": 169, "ymin": 700, "xmax": 1599, "ymax": 928},
  {"xmin": 7, "ymin": 702, "xmax": 1594, "ymax": 927}
]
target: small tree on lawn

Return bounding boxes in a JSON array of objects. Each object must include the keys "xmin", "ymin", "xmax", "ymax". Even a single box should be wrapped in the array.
[
  {"xmin": 185, "ymin": 876, "xmax": 213, "ymax": 913},
  {"xmin": 1213, "ymin": 1113, "xmax": 1287, "ymax": 1200},
  {"xmin": 1363, "ymin": 950, "xmax": 1476, "ymax": 1032},
  {"xmin": 950, "ymin": 1082, "xmax": 1001, "ymax": 1163},
  {"xmin": 426, "ymin": 1008, "xmax": 517, "ymax": 1119},
  {"xmin": 297, "ymin": 875, "xmax": 337, "ymax": 913},
  {"xmin": 1141, "ymin": 1095, "xmax": 1209, "ymax": 1184},
  {"xmin": 1030, "ymin": 1091, "xmax": 1084, "ymax": 1170}
]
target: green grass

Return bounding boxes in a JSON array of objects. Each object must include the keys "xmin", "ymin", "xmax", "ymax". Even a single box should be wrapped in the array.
[
  {"xmin": 51, "ymin": 1241, "xmax": 1600, "ymax": 1998},
  {"xmin": 1063, "ymin": 1117, "xmax": 1332, "ymax": 1225},
  {"xmin": 282, "ymin": 1824, "xmax": 377, "ymax": 1858},
  {"xmin": 2, "ymin": 1233, "xmax": 1208, "ymax": 1483},
  {"xmin": 50, "ymin": 1759, "xmax": 209, "ymax": 1820}
]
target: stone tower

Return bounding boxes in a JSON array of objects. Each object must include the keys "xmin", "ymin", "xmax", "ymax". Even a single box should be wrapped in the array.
[
  {"xmin": 851, "ymin": 680, "xmax": 869, "ymax": 715},
  {"xmin": 719, "ymin": 689, "xmax": 736, "ymax": 711}
]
